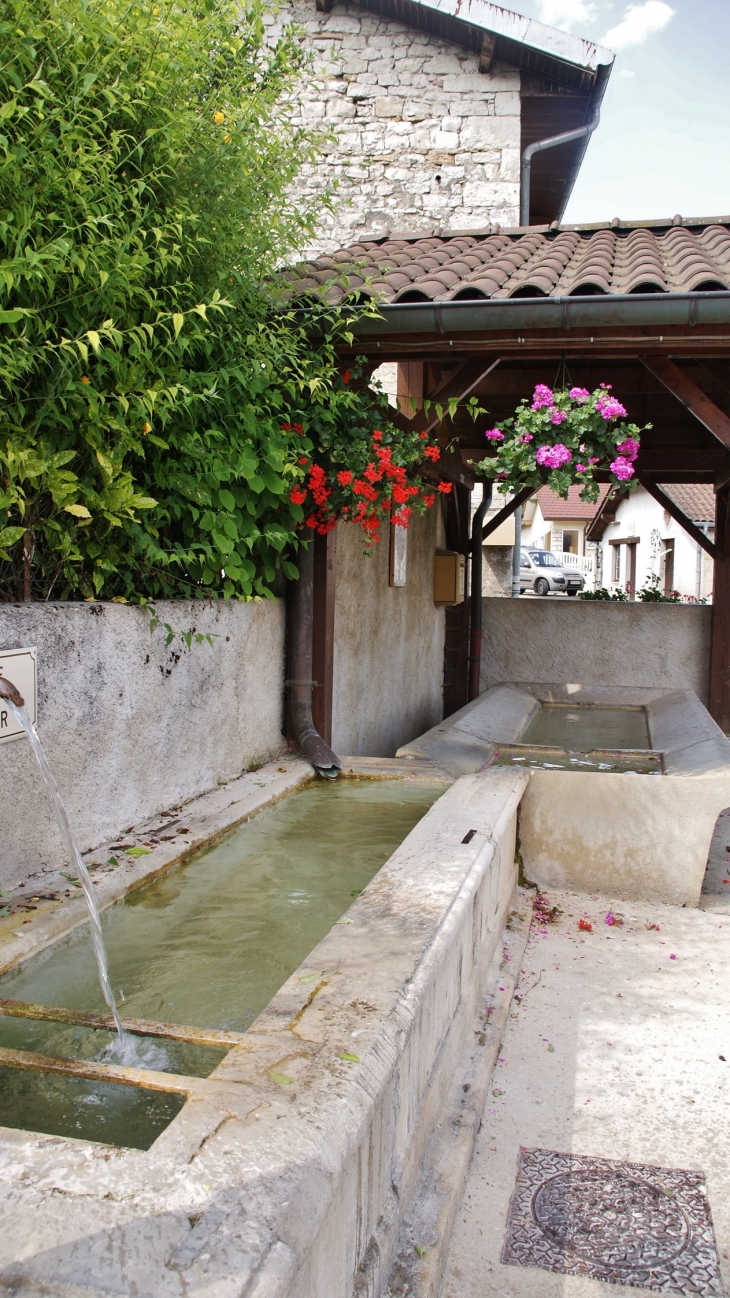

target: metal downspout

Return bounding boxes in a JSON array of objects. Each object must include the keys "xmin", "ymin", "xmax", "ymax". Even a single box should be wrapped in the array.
[
  {"xmin": 520, "ymin": 107, "xmax": 601, "ymax": 228},
  {"xmin": 468, "ymin": 483, "xmax": 492, "ymax": 701},
  {"xmin": 289, "ymin": 530, "xmax": 343, "ymax": 779}
]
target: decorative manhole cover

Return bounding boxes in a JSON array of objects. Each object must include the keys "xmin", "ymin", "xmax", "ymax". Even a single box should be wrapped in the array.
[{"xmin": 502, "ymin": 1148, "xmax": 725, "ymax": 1295}]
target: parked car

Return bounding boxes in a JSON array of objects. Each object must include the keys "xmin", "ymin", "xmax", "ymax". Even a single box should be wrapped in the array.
[{"xmin": 520, "ymin": 549, "xmax": 585, "ymax": 596}]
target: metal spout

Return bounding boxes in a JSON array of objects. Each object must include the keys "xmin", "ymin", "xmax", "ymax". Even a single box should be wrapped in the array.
[{"xmin": 0, "ymin": 676, "xmax": 24, "ymax": 708}]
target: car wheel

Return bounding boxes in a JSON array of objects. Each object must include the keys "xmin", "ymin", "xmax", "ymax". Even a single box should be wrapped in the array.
[
  {"xmin": 535, "ymin": 577, "xmax": 549, "ymax": 597},
  {"xmin": 567, "ymin": 589, "xmax": 578, "ymax": 596}
]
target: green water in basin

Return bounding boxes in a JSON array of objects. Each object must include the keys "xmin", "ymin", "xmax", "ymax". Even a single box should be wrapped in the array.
[
  {"xmin": 0, "ymin": 778, "xmax": 445, "ymax": 1148},
  {"xmin": 520, "ymin": 705, "xmax": 650, "ymax": 752},
  {"xmin": 488, "ymin": 704, "xmax": 659, "ymax": 775}
]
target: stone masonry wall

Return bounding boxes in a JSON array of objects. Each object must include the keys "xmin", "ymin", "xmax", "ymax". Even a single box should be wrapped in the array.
[{"xmin": 268, "ymin": 1, "xmax": 521, "ymax": 253}]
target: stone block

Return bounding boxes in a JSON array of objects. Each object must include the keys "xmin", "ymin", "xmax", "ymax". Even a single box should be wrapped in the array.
[
  {"xmin": 500, "ymin": 146, "xmax": 521, "ymax": 181},
  {"xmin": 403, "ymin": 101, "xmax": 432, "ymax": 121},
  {"xmin": 420, "ymin": 54, "xmax": 465, "ymax": 74},
  {"xmin": 441, "ymin": 73, "xmax": 494, "ymax": 94},
  {"xmin": 460, "ymin": 116, "xmax": 519, "ymax": 150},
  {"xmin": 347, "ymin": 82, "xmax": 376, "ymax": 99},
  {"xmin": 327, "ymin": 98, "xmax": 356, "ymax": 118},
  {"xmin": 342, "ymin": 58, "xmax": 367, "ymax": 73},
  {"xmin": 494, "ymin": 91, "xmax": 521, "ymax": 116},
  {"xmin": 430, "ymin": 129, "xmax": 460, "ymax": 149},
  {"xmin": 323, "ymin": 14, "xmax": 361, "ymax": 32},
  {"xmin": 375, "ymin": 97, "xmax": 403, "ymax": 118}
]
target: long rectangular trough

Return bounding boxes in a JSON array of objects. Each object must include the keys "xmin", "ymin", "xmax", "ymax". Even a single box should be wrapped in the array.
[{"xmin": 0, "ymin": 764, "xmax": 525, "ymax": 1297}]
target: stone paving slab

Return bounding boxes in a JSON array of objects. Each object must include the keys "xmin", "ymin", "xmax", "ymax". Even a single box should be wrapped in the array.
[{"xmin": 440, "ymin": 889, "xmax": 730, "ymax": 1298}]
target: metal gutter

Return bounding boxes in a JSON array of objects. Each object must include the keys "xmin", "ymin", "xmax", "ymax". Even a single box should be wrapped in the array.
[{"xmin": 343, "ymin": 292, "xmax": 730, "ymax": 337}]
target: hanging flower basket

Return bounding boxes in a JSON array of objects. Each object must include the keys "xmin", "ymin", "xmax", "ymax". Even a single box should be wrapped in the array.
[{"xmin": 473, "ymin": 384, "xmax": 648, "ymax": 501}]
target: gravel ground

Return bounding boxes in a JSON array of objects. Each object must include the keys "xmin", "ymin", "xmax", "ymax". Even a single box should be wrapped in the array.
[{"xmin": 440, "ymin": 888, "xmax": 730, "ymax": 1298}]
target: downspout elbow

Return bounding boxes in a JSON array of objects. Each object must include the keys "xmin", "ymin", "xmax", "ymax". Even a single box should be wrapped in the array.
[
  {"xmin": 289, "ymin": 530, "xmax": 343, "ymax": 779},
  {"xmin": 520, "ymin": 108, "xmax": 601, "ymax": 228}
]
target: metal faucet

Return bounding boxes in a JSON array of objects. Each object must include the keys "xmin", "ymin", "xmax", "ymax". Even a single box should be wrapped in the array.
[{"xmin": 0, "ymin": 676, "xmax": 24, "ymax": 708}]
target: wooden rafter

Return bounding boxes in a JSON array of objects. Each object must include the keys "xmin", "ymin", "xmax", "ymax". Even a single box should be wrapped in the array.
[
  {"xmin": 481, "ymin": 485, "xmax": 536, "ymax": 541},
  {"xmin": 400, "ymin": 357, "xmax": 502, "ymax": 438},
  {"xmin": 642, "ymin": 357, "xmax": 730, "ymax": 451},
  {"xmin": 638, "ymin": 477, "xmax": 716, "ymax": 560}
]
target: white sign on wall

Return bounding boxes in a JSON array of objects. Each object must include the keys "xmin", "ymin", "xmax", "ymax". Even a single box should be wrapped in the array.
[{"xmin": 0, "ymin": 647, "xmax": 37, "ymax": 743}]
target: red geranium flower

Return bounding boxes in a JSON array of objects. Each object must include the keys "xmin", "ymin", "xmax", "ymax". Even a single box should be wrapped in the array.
[
  {"xmin": 289, "ymin": 486, "xmax": 307, "ymax": 505},
  {"xmin": 437, "ymin": 481, "xmax": 453, "ymax": 494},
  {"xmin": 423, "ymin": 445, "xmax": 440, "ymax": 462},
  {"xmin": 337, "ymin": 469, "xmax": 353, "ymax": 487},
  {"xmin": 372, "ymin": 429, "xmax": 383, "ymax": 441}
]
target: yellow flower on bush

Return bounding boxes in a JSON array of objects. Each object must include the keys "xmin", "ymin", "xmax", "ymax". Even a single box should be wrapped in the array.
[
  {"xmin": 213, "ymin": 111, "xmax": 224, "ymax": 124},
  {"xmin": 81, "ymin": 376, "xmax": 90, "ymax": 384},
  {"xmin": 142, "ymin": 422, "xmax": 152, "ymax": 434}
]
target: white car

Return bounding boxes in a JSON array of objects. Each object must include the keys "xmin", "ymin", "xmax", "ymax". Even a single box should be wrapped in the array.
[{"xmin": 520, "ymin": 549, "xmax": 585, "ymax": 597}]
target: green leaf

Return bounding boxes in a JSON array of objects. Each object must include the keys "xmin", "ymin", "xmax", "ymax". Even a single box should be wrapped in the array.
[
  {"xmin": 338, "ymin": 1052, "xmax": 359, "ymax": 1062},
  {"xmin": 86, "ymin": 330, "xmax": 101, "ymax": 355},
  {"xmin": 125, "ymin": 847, "xmax": 151, "ymax": 858},
  {"xmin": 268, "ymin": 1069, "xmax": 293, "ymax": 1086},
  {"xmin": 0, "ymin": 526, "xmax": 27, "ymax": 547},
  {"xmin": 64, "ymin": 504, "xmax": 92, "ymax": 519},
  {"xmin": 298, "ymin": 971, "xmax": 325, "ymax": 983},
  {"xmin": 172, "ymin": 313, "xmax": 184, "ymax": 339}
]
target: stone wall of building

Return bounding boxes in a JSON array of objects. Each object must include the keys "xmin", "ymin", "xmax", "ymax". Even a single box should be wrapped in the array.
[{"xmin": 269, "ymin": 1, "xmax": 521, "ymax": 253}]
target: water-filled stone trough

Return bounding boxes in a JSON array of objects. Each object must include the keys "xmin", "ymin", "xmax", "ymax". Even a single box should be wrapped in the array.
[
  {"xmin": 399, "ymin": 682, "xmax": 730, "ymax": 906},
  {"xmin": 0, "ymin": 679, "xmax": 725, "ymax": 1295}
]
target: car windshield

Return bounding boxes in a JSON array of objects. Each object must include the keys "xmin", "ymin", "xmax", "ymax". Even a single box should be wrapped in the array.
[{"xmin": 530, "ymin": 550, "xmax": 561, "ymax": 567}]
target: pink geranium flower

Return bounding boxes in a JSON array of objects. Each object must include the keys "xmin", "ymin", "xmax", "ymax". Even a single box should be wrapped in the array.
[
  {"xmin": 569, "ymin": 387, "xmax": 590, "ymax": 402},
  {"xmin": 615, "ymin": 437, "xmax": 640, "ymax": 461},
  {"xmin": 550, "ymin": 408, "xmax": 568, "ymax": 425},
  {"xmin": 485, "ymin": 427, "xmax": 505, "ymax": 441},
  {"xmin": 536, "ymin": 444, "xmax": 572, "ymax": 469},
  {"xmin": 611, "ymin": 456, "xmax": 634, "ymax": 481},
  {"xmin": 531, "ymin": 384, "xmax": 554, "ymax": 410},
  {"xmin": 597, "ymin": 396, "xmax": 627, "ymax": 420}
]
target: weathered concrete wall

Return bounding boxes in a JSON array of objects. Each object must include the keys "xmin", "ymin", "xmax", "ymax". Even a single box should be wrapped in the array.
[
  {"xmin": 482, "ymin": 545, "xmax": 513, "ymax": 596},
  {"xmin": 0, "ymin": 600, "xmax": 286, "ymax": 880},
  {"xmin": 520, "ymin": 769, "xmax": 730, "ymax": 907},
  {"xmin": 480, "ymin": 598, "xmax": 712, "ymax": 703},
  {"xmin": 332, "ymin": 508, "xmax": 445, "ymax": 757},
  {"xmin": 273, "ymin": 1, "xmax": 520, "ymax": 253}
]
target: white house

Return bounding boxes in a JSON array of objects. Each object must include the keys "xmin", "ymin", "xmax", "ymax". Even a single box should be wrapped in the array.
[{"xmin": 587, "ymin": 484, "xmax": 715, "ymax": 601}]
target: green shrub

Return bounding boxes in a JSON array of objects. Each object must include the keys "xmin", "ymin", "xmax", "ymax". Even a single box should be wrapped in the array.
[{"xmin": 0, "ymin": 0, "xmax": 354, "ymax": 601}]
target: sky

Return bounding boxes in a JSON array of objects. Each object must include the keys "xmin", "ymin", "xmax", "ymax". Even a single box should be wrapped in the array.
[{"xmin": 514, "ymin": 0, "xmax": 730, "ymax": 224}]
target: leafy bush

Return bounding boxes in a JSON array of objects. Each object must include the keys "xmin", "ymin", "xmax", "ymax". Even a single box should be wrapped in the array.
[{"xmin": 0, "ymin": 0, "xmax": 378, "ymax": 601}]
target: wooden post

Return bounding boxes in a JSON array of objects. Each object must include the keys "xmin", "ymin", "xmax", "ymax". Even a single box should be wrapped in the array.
[
  {"xmin": 312, "ymin": 528, "xmax": 336, "ymax": 745},
  {"xmin": 710, "ymin": 485, "xmax": 730, "ymax": 732}
]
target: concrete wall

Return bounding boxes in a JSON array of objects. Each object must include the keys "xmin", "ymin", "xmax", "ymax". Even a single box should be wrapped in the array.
[
  {"xmin": 480, "ymin": 598, "xmax": 712, "ymax": 704},
  {"xmin": 332, "ymin": 507, "xmax": 445, "ymax": 756},
  {"xmin": 0, "ymin": 600, "xmax": 286, "ymax": 880},
  {"xmin": 274, "ymin": 0, "xmax": 520, "ymax": 253}
]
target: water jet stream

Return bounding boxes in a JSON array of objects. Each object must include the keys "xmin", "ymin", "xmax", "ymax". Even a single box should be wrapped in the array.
[{"xmin": 0, "ymin": 677, "xmax": 126, "ymax": 1045}]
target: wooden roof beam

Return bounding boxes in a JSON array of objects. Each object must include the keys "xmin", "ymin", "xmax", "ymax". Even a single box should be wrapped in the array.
[
  {"xmin": 638, "ymin": 477, "xmax": 716, "ymax": 560},
  {"xmin": 641, "ymin": 357, "xmax": 730, "ymax": 451},
  {"xmin": 482, "ymin": 485, "xmax": 536, "ymax": 541},
  {"xmin": 399, "ymin": 357, "xmax": 502, "ymax": 437}
]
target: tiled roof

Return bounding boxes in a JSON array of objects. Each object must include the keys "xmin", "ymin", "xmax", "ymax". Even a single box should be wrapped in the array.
[
  {"xmin": 284, "ymin": 221, "xmax": 730, "ymax": 305},
  {"xmin": 662, "ymin": 484, "xmax": 716, "ymax": 525},
  {"xmin": 535, "ymin": 484, "xmax": 611, "ymax": 521}
]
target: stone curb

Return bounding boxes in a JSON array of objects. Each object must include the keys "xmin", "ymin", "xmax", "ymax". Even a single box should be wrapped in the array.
[{"xmin": 385, "ymin": 894, "xmax": 533, "ymax": 1298}]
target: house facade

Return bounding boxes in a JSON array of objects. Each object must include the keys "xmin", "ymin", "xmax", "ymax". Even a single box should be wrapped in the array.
[
  {"xmin": 587, "ymin": 484, "xmax": 715, "ymax": 602},
  {"xmin": 273, "ymin": 0, "xmax": 613, "ymax": 252}
]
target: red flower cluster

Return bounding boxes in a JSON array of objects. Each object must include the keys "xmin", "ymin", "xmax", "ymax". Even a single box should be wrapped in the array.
[
  {"xmin": 285, "ymin": 422, "xmax": 454, "ymax": 544},
  {"xmin": 280, "ymin": 421, "xmax": 305, "ymax": 435}
]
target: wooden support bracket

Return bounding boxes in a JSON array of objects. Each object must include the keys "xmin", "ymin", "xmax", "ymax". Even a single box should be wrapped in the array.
[
  {"xmin": 479, "ymin": 31, "xmax": 497, "ymax": 73},
  {"xmin": 401, "ymin": 357, "xmax": 502, "ymax": 439},
  {"xmin": 642, "ymin": 356, "xmax": 730, "ymax": 450},
  {"xmin": 638, "ymin": 478, "xmax": 716, "ymax": 560},
  {"xmin": 481, "ymin": 485, "xmax": 535, "ymax": 541}
]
